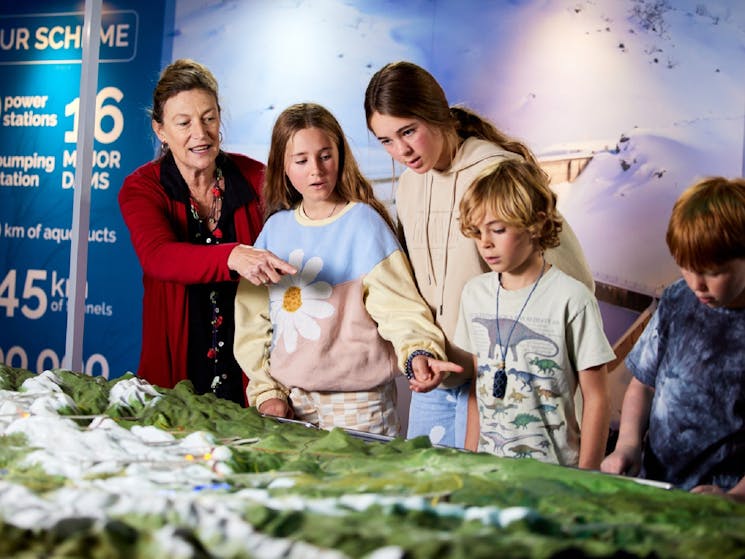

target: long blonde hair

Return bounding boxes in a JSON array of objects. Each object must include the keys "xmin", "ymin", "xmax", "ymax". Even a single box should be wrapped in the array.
[{"xmin": 264, "ymin": 103, "xmax": 395, "ymax": 231}]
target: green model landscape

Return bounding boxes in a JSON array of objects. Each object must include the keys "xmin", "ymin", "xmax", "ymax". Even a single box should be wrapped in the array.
[{"xmin": 0, "ymin": 364, "xmax": 744, "ymax": 558}]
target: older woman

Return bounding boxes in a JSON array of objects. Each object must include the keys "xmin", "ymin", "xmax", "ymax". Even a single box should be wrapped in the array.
[{"xmin": 119, "ymin": 59, "xmax": 293, "ymax": 405}]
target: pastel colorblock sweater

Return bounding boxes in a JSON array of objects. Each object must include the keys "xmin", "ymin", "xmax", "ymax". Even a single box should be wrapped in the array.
[{"xmin": 234, "ymin": 202, "xmax": 447, "ymax": 409}]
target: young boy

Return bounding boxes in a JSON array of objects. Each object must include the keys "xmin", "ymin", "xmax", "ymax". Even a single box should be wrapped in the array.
[
  {"xmin": 454, "ymin": 159, "xmax": 614, "ymax": 469},
  {"xmin": 601, "ymin": 177, "xmax": 745, "ymax": 500}
]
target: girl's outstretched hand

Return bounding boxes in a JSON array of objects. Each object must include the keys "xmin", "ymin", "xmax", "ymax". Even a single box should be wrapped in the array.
[{"xmin": 408, "ymin": 354, "xmax": 464, "ymax": 393}]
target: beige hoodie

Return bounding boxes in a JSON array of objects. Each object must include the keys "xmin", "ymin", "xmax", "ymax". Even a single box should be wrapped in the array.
[{"xmin": 395, "ymin": 137, "xmax": 594, "ymax": 388}]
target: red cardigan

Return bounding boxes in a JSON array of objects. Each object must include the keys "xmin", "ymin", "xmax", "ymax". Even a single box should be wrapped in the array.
[{"xmin": 118, "ymin": 152, "xmax": 265, "ymax": 389}]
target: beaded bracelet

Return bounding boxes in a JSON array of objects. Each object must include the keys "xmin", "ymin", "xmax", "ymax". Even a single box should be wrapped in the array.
[{"xmin": 405, "ymin": 350, "xmax": 434, "ymax": 380}]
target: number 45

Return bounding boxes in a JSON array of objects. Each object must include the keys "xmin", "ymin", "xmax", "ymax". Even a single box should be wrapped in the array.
[{"xmin": 0, "ymin": 269, "xmax": 48, "ymax": 320}]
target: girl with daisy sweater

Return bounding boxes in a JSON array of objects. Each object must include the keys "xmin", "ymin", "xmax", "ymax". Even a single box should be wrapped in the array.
[{"xmin": 233, "ymin": 103, "xmax": 462, "ymax": 436}]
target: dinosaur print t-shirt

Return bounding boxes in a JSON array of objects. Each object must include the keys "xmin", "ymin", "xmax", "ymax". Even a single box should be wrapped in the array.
[
  {"xmin": 454, "ymin": 267, "xmax": 615, "ymax": 465},
  {"xmin": 627, "ymin": 278, "xmax": 745, "ymax": 491}
]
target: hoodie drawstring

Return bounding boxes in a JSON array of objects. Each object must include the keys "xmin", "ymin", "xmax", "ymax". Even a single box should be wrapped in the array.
[
  {"xmin": 436, "ymin": 169, "xmax": 458, "ymax": 317},
  {"xmin": 423, "ymin": 168, "xmax": 459, "ymax": 319},
  {"xmin": 423, "ymin": 173, "xmax": 435, "ymax": 287}
]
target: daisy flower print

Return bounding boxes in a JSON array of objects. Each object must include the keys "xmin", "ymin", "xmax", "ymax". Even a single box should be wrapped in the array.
[{"xmin": 268, "ymin": 249, "xmax": 335, "ymax": 353}]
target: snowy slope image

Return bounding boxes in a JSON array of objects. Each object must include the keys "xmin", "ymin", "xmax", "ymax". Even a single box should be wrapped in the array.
[{"xmin": 171, "ymin": 0, "xmax": 745, "ymax": 296}]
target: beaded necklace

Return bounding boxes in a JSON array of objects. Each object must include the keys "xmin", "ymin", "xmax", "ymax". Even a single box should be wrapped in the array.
[
  {"xmin": 186, "ymin": 167, "xmax": 226, "ymax": 395},
  {"xmin": 189, "ymin": 168, "xmax": 224, "ymax": 239},
  {"xmin": 493, "ymin": 257, "xmax": 546, "ymax": 398}
]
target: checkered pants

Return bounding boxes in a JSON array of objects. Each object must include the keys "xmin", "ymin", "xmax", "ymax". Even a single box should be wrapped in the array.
[{"xmin": 289, "ymin": 380, "xmax": 401, "ymax": 437}]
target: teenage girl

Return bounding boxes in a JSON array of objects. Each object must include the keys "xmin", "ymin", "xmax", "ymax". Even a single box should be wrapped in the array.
[{"xmin": 364, "ymin": 61, "xmax": 594, "ymax": 447}]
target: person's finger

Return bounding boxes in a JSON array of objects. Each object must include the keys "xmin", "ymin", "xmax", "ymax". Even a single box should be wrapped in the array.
[
  {"xmin": 246, "ymin": 272, "xmax": 264, "ymax": 286},
  {"xmin": 408, "ymin": 371, "xmax": 439, "ymax": 391},
  {"xmin": 269, "ymin": 256, "xmax": 297, "ymax": 275},
  {"xmin": 255, "ymin": 269, "xmax": 270, "ymax": 285},
  {"xmin": 410, "ymin": 380, "xmax": 436, "ymax": 392},
  {"xmin": 411, "ymin": 369, "xmax": 433, "ymax": 385},
  {"xmin": 252, "ymin": 254, "xmax": 295, "ymax": 284},
  {"xmin": 600, "ymin": 456, "xmax": 622, "ymax": 475},
  {"xmin": 428, "ymin": 359, "xmax": 464, "ymax": 374},
  {"xmin": 263, "ymin": 265, "xmax": 285, "ymax": 284},
  {"xmin": 408, "ymin": 380, "xmax": 429, "ymax": 392},
  {"xmin": 691, "ymin": 484, "xmax": 722, "ymax": 495}
]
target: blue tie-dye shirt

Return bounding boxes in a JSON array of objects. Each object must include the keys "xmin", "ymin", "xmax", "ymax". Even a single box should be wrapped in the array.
[{"xmin": 626, "ymin": 278, "xmax": 745, "ymax": 490}]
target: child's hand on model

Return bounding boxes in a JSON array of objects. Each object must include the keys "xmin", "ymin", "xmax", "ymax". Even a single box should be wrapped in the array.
[
  {"xmin": 691, "ymin": 484, "xmax": 726, "ymax": 496},
  {"xmin": 691, "ymin": 480, "xmax": 745, "ymax": 503},
  {"xmin": 258, "ymin": 398, "xmax": 294, "ymax": 419},
  {"xmin": 408, "ymin": 355, "xmax": 464, "ymax": 393},
  {"xmin": 600, "ymin": 443, "xmax": 642, "ymax": 477}
]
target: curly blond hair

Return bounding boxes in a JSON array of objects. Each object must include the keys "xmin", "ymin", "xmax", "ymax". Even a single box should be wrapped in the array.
[{"xmin": 459, "ymin": 158, "xmax": 562, "ymax": 251}]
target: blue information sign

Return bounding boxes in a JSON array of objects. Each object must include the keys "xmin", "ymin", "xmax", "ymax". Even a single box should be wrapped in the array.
[
  {"xmin": 0, "ymin": 10, "xmax": 139, "ymax": 64},
  {"xmin": 0, "ymin": 0, "xmax": 172, "ymax": 378}
]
